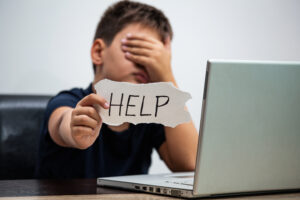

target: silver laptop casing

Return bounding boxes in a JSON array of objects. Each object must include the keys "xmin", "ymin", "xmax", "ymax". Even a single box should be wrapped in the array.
[{"xmin": 193, "ymin": 60, "xmax": 300, "ymax": 196}]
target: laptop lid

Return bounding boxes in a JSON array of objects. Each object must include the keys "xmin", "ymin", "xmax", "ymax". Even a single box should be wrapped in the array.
[{"xmin": 193, "ymin": 60, "xmax": 300, "ymax": 196}]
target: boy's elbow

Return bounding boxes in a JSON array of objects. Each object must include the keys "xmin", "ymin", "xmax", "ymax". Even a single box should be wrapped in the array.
[
  {"xmin": 170, "ymin": 157, "xmax": 196, "ymax": 172},
  {"xmin": 182, "ymin": 158, "xmax": 196, "ymax": 171}
]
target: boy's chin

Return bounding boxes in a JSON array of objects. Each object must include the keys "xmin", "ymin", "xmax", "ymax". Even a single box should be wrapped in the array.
[
  {"xmin": 127, "ymin": 80, "xmax": 140, "ymax": 84},
  {"xmin": 123, "ymin": 77, "xmax": 148, "ymax": 84},
  {"xmin": 101, "ymin": 76, "xmax": 149, "ymax": 84}
]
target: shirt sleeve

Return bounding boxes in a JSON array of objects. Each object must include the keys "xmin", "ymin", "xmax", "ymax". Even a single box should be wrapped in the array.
[{"xmin": 44, "ymin": 91, "xmax": 80, "ymax": 128}]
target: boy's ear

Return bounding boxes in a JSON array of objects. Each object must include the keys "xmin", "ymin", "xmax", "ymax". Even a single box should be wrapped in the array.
[{"xmin": 91, "ymin": 39, "xmax": 106, "ymax": 66}]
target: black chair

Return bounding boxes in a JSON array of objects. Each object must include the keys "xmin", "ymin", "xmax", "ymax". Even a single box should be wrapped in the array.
[{"xmin": 0, "ymin": 95, "xmax": 52, "ymax": 179}]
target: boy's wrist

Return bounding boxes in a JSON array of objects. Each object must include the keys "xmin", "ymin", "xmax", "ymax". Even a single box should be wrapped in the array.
[{"xmin": 159, "ymin": 72, "xmax": 177, "ymax": 87}]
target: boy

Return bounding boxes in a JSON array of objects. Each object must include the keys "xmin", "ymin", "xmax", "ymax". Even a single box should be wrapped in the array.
[{"xmin": 36, "ymin": 0, "xmax": 198, "ymax": 179}]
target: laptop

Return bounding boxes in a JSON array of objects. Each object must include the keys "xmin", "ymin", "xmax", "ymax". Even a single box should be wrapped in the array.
[{"xmin": 97, "ymin": 60, "xmax": 300, "ymax": 198}]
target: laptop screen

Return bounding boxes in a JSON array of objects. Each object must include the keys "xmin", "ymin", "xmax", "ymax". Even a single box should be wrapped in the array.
[{"xmin": 194, "ymin": 60, "xmax": 300, "ymax": 195}]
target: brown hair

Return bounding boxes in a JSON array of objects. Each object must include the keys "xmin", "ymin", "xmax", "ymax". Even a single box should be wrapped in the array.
[{"xmin": 92, "ymin": 0, "xmax": 173, "ymax": 73}]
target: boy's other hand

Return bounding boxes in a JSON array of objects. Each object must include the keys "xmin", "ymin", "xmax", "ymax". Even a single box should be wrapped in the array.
[
  {"xmin": 70, "ymin": 94, "xmax": 109, "ymax": 149},
  {"xmin": 121, "ymin": 33, "xmax": 174, "ymax": 83}
]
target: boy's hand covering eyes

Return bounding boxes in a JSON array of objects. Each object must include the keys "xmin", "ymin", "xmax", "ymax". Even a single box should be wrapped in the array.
[
  {"xmin": 121, "ymin": 33, "xmax": 173, "ymax": 83},
  {"xmin": 70, "ymin": 94, "xmax": 109, "ymax": 149}
]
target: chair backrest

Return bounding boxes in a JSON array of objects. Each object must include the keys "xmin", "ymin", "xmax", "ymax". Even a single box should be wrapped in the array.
[{"xmin": 0, "ymin": 95, "xmax": 52, "ymax": 180}]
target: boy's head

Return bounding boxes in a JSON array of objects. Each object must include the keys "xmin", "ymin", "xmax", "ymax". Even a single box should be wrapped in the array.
[{"xmin": 92, "ymin": 0, "xmax": 173, "ymax": 75}]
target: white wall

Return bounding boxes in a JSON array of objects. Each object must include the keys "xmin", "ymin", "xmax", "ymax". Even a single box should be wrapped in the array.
[{"xmin": 1, "ymin": 0, "xmax": 300, "ymax": 174}]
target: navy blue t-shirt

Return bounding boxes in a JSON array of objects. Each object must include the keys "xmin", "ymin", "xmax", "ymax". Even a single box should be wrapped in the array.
[{"xmin": 35, "ymin": 84, "xmax": 166, "ymax": 179}]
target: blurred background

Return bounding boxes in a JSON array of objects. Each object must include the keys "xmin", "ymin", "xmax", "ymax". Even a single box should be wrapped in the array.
[{"xmin": 0, "ymin": 0, "xmax": 299, "ymax": 174}]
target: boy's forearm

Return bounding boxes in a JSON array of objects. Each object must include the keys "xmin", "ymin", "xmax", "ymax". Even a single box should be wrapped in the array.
[
  {"xmin": 164, "ymin": 120, "xmax": 198, "ymax": 171},
  {"xmin": 162, "ymin": 76, "xmax": 198, "ymax": 170}
]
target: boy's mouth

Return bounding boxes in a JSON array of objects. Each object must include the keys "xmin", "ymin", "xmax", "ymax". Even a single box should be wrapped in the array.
[{"xmin": 133, "ymin": 71, "xmax": 149, "ymax": 83}]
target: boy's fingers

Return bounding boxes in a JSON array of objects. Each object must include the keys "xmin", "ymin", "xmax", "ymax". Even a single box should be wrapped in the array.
[
  {"xmin": 125, "ymin": 33, "xmax": 157, "ymax": 44},
  {"xmin": 72, "ymin": 126, "xmax": 95, "ymax": 137},
  {"xmin": 121, "ymin": 38, "xmax": 153, "ymax": 50},
  {"xmin": 122, "ymin": 45, "xmax": 151, "ymax": 56},
  {"xmin": 73, "ymin": 106, "xmax": 101, "ymax": 123},
  {"xmin": 72, "ymin": 115, "xmax": 99, "ymax": 129},
  {"xmin": 125, "ymin": 52, "xmax": 151, "ymax": 67},
  {"xmin": 78, "ymin": 93, "xmax": 109, "ymax": 109}
]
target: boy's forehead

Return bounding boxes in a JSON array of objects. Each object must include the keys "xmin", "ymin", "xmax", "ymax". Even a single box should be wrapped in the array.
[{"xmin": 117, "ymin": 23, "xmax": 161, "ymax": 40}]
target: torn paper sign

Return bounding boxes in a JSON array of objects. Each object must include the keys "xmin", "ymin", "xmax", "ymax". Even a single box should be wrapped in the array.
[{"xmin": 94, "ymin": 79, "xmax": 191, "ymax": 128}]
